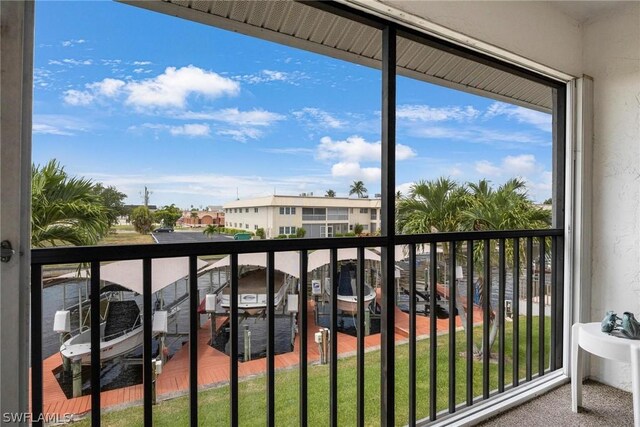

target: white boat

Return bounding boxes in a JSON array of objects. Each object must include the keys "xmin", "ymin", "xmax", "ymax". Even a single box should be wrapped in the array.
[
  {"xmin": 55, "ymin": 257, "xmax": 207, "ymax": 365},
  {"xmin": 218, "ymin": 269, "xmax": 292, "ymax": 315},
  {"xmin": 324, "ymin": 263, "xmax": 377, "ymax": 315},
  {"xmin": 60, "ymin": 302, "xmax": 143, "ymax": 365}
]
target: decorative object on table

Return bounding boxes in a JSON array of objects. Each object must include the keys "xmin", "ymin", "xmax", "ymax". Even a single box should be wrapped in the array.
[
  {"xmin": 601, "ymin": 311, "xmax": 640, "ymax": 339},
  {"xmin": 602, "ymin": 310, "xmax": 619, "ymax": 333}
]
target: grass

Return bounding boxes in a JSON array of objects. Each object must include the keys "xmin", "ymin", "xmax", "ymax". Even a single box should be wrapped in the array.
[
  {"xmin": 98, "ymin": 233, "xmax": 154, "ymax": 245},
  {"xmin": 73, "ymin": 316, "xmax": 551, "ymax": 426}
]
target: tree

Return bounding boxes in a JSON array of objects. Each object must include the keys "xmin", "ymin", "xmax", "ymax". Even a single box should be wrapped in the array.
[
  {"xmin": 461, "ymin": 178, "xmax": 551, "ymax": 357},
  {"xmin": 353, "ymin": 223, "xmax": 364, "ymax": 236},
  {"xmin": 155, "ymin": 204, "xmax": 182, "ymax": 228},
  {"xmin": 203, "ymin": 224, "xmax": 219, "ymax": 238},
  {"xmin": 190, "ymin": 209, "xmax": 199, "ymax": 226},
  {"xmin": 543, "ymin": 197, "xmax": 552, "ymax": 205},
  {"xmin": 255, "ymin": 227, "xmax": 266, "ymax": 239},
  {"xmin": 31, "ymin": 160, "xmax": 110, "ymax": 247},
  {"xmin": 93, "ymin": 183, "xmax": 127, "ymax": 229},
  {"xmin": 296, "ymin": 227, "xmax": 306, "ymax": 238},
  {"xmin": 325, "ymin": 189, "xmax": 336, "ymax": 198},
  {"xmin": 396, "ymin": 177, "xmax": 469, "ymax": 235},
  {"xmin": 131, "ymin": 206, "xmax": 154, "ymax": 234},
  {"xmin": 396, "ymin": 177, "xmax": 551, "ymax": 358},
  {"xmin": 349, "ymin": 180, "xmax": 367, "ymax": 198}
]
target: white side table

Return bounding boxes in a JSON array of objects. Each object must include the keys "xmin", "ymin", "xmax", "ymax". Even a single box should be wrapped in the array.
[{"xmin": 572, "ymin": 322, "xmax": 640, "ymax": 426}]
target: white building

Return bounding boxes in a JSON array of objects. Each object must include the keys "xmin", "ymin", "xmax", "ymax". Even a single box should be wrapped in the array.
[{"xmin": 223, "ymin": 195, "xmax": 381, "ymax": 238}]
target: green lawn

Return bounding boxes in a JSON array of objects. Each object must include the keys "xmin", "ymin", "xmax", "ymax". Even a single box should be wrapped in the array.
[{"xmin": 75, "ymin": 316, "xmax": 551, "ymax": 426}]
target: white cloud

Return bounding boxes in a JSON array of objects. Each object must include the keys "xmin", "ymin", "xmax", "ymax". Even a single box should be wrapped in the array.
[
  {"xmin": 132, "ymin": 61, "xmax": 152, "ymax": 66},
  {"xmin": 63, "ymin": 89, "xmax": 94, "ymax": 106},
  {"xmin": 331, "ymin": 162, "xmax": 381, "ymax": 182},
  {"xmin": 396, "ymin": 182, "xmax": 414, "ymax": 196},
  {"xmin": 61, "ymin": 39, "xmax": 86, "ymax": 47},
  {"xmin": 485, "ymin": 102, "xmax": 551, "ymax": 131},
  {"xmin": 132, "ymin": 122, "xmax": 211, "ymax": 138},
  {"xmin": 33, "ymin": 114, "xmax": 90, "ymax": 136},
  {"xmin": 261, "ymin": 147, "xmax": 315, "ymax": 155},
  {"xmin": 397, "ymin": 104, "xmax": 480, "ymax": 122},
  {"xmin": 236, "ymin": 69, "xmax": 307, "ymax": 85},
  {"xmin": 87, "ymin": 78, "xmax": 125, "ymax": 97},
  {"xmin": 62, "ymin": 58, "xmax": 93, "ymax": 66},
  {"xmin": 179, "ymin": 108, "xmax": 285, "ymax": 126},
  {"xmin": 411, "ymin": 126, "xmax": 550, "ymax": 148},
  {"xmin": 62, "ymin": 65, "xmax": 240, "ymax": 109},
  {"xmin": 33, "ymin": 123, "xmax": 74, "ymax": 136},
  {"xmin": 502, "ymin": 154, "xmax": 537, "ymax": 175},
  {"xmin": 316, "ymin": 135, "xmax": 416, "ymax": 162},
  {"xmin": 217, "ymin": 128, "xmax": 262, "ymax": 143},
  {"xmin": 125, "ymin": 65, "xmax": 239, "ymax": 108},
  {"xmin": 474, "ymin": 160, "xmax": 502, "ymax": 177},
  {"xmin": 474, "ymin": 154, "xmax": 541, "ymax": 177},
  {"xmin": 293, "ymin": 108, "xmax": 345, "ymax": 129},
  {"xmin": 169, "ymin": 123, "xmax": 211, "ymax": 137}
]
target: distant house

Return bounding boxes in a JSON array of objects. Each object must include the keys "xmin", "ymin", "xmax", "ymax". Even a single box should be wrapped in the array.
[{"xmin": 179, "ymin": 208, "xmax": 225, "ymax": 227}]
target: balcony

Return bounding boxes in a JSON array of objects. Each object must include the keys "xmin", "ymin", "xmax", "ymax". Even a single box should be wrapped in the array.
[{"xmin": 30, "ymin": 228, "xmax": 563, "ymax": 425}]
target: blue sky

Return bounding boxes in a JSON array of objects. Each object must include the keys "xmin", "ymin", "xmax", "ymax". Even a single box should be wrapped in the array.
[{"xmin": 33, "ymin": 1, "xmax": 553, "ymax": 208}]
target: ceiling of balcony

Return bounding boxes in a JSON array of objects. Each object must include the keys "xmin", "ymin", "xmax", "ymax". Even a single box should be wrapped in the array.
[{"xmin": 128, "ymin": 0, "xmax": 554, "ymax": 112}]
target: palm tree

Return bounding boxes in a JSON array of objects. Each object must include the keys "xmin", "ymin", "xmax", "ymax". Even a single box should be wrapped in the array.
[
  {"xmin": 396, "ymin": 177, "xmax": 469, "ymax": 235},
  {"xmin": 203, "ymin": 224, "xmax": 218, "ymax": 238},
  {"xmin": 190, "ymin": 209, "xmax": 199, "ymax": 226},
  {"xmin": 325, "ymin": 189, "xmax": 336, "ymax": 197},
  {"xmin": 31, "ymin": 160, "xmax": 110, "ymax": 247},
  {"xmin": 396, "ymin": 177, "xmax": 551, "ymax": 358},
  {"xmin": 462, "ymin": 178, "xmax": 551, "ymax": 357},
  {"xmin": 349, "ymin": 180, "xmax": 367, "ymax": 198}
]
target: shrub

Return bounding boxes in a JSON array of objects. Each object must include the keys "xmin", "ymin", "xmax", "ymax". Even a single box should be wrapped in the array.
[
  {"xmin": 256, "ymin": 228, "xmax": 266, "ymax": 239},
  {"xmin": 353, "ymin": 223, "xmax": 364, "ymax": 236},
  {"xmin": 275, "ymin": 234, "xmax": 288, "ymax": 239},
  {"xmin": 295, "ymin": 228, "xmax": 306, "ymax": 238}
]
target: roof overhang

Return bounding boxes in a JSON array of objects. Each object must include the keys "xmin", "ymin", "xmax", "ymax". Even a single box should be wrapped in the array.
[{"xmin": 122, "ymin": 0, "xmax": 558, "ymax": 112}]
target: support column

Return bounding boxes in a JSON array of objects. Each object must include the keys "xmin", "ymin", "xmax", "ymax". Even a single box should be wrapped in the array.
[
  {"xmin": 380, "ymin": 25, "xmax": 396, "ymax": 427},
  {"xmin": 0, "ymin": 1, "xmax": 34, "ymax": 421}
]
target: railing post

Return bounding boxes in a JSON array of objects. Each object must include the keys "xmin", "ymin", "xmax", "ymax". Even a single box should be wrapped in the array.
[{"xmin": 380, "ymin": 23, "xmax": 396, "ymax": 427}]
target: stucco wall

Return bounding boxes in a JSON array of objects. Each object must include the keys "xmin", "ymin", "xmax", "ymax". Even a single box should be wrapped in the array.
[{"xmin": 585, "ymin": 2, "xmax": 640, "ymax": 390}]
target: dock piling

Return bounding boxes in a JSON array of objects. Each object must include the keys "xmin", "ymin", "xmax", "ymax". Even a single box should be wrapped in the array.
[{"xmin": 72, "ymin": 359, "xmax": 82, "ymax": 398}]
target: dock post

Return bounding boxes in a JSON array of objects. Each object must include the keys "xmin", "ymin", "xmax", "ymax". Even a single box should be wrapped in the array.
[
  {"xmin": 211, "ymin": 312, "xmax": 216, "ymax": 344},
  {"xmin": 365, "ymin": 310, "xmax": 371, "ymax": 336},
  {"xmin": 243, "ymin": 325, "xmax": 251, "ymax": 362},
  {"xmin": 62, "ymin": 354, "xmax": 70, "ymax": 373},
  {"xmin": 72, "ymin": 358, "xmax": 82, "ymax": 398},
  {"xmin": 152, "ymin": 357, "xmax": 157, "ymax": 405}
]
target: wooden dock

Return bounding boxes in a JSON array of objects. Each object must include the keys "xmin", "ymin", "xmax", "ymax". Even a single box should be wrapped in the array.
[{"xmin": 37, "ymin": 297, "xmax": 483, "ymax": 417}]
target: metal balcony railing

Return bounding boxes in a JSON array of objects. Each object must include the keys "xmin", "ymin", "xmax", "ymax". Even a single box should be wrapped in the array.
[{"xmin": 30, "ymin": 229, "xmax": 563, "ymax": 426}]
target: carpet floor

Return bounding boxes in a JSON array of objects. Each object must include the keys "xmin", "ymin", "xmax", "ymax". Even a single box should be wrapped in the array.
[{"xmin": 478, "ymin": 380, "xmax": 634, "ymax": 426}]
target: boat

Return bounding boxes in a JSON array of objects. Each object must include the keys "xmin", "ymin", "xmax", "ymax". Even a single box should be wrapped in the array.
[
  {"xmin": 217, "ymin": 269, "xmax": 292, "ymax": 315},
  {"xmin": 54, "ymin": 257, "xmax": 207, "ymax": 365},
  {"xmin": 60, "ymin": 300, "xmax": 144, "ymax": 365},
  {"xmin": 323, "ymin": 263, "xmax": 377, "ymax": 315},
  {"xmin": 199, "ymin": 252, "xmax": 300, "ymax": 315}
]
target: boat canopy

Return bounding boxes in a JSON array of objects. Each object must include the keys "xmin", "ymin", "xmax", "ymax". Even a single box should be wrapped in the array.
[
  {"xmin": 307, "ymin": 248, "xmax": 402, "ymax": 278},
  {"xmin": 200, "ymin": 252, "xmax": 301, "ymax": 279},
  {"xmin": 56, "ymin": 257, "xmax": 207, "ymax": 294}
]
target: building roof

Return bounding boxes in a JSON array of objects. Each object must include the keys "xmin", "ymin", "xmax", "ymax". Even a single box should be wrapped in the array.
[{"xmin": 223, "ymin": 195, "xmax": 381, "ymax": 209}]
